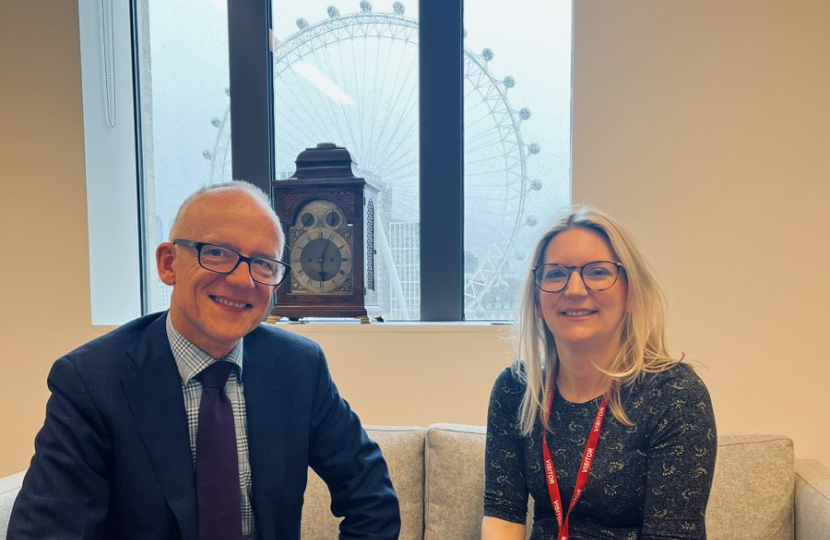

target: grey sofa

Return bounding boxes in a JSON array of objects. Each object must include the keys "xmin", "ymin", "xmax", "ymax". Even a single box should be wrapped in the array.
[{"xmin": 2, "ymin": 424, "xmax": 829, "ymax": 539}]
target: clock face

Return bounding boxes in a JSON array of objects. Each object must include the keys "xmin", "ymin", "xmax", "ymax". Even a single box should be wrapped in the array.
[{"xmin": 289, "ymin": 200, "xmax": 353, "ymax": 294}]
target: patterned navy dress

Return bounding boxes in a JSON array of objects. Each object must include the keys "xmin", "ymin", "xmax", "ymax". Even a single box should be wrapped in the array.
[{"xmin": 484, "ymin": 363, "xmax": 717, "ymax": 539}]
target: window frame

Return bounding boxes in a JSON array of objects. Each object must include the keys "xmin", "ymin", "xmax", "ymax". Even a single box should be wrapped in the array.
[
  {"xmin": 224, "ymin": 0, "xmax": 465, "ymax": 321},
  {"xmin": 79, "ymin": 0, "xmax": 143, "ymax": 324}
]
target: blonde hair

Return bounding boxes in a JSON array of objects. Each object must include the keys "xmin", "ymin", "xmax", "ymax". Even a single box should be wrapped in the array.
[{"xmin": 513, "ymin": 206, "xmax": 680, "ymax": 435}]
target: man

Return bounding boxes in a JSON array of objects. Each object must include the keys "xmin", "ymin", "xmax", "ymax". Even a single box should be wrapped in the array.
[{"xmin": 9, "ymin": 182, "xmax": 400, "ymax": 539}]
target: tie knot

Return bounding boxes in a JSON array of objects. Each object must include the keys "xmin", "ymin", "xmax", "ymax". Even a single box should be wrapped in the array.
[{"xmin": 199, "ymin": 361, "xmax": 234, "ymax": 389}]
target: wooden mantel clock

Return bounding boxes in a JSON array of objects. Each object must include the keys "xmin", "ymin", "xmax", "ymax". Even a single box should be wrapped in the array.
[{"xmin": 270, "ymin": 143, "xmax": 381, "ymax": 323}]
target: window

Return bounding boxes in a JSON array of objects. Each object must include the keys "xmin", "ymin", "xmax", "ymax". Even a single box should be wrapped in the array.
[
  {"xmin": 95, "ymin": 0, "xmax": 571, "ymax": 322},
  {"xmin": 271, "ymin": 0, "xmax": 421, "ymax": 320},
  {"xmin": 463, "ymin": 0, "xmax": 572, "ymax": 320},
  {"xmin": 79, "ymin": 0, "xmax": 141, "ymax": 324},
  {"xmin": 135, "ymin": 0, "xmax": 232, "ymax": 312}
]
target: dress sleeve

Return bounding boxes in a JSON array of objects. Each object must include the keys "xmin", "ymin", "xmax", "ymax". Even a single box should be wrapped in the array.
[
  {"xmin": 640, "ymin": 365, "xmax": 717, "ymax": 540},
  {"xmin": 483, "ymin": 366, "xmax": 530, "ymax": 524}
]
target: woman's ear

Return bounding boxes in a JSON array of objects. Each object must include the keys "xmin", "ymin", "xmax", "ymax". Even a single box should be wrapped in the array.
[{"xmin": 156, "ymin": 242, "xmax": 177, "ymax": 286}]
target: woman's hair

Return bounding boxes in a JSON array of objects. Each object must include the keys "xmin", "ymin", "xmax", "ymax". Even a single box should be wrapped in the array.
[{"xmin": 512, "ymin": 206, "xmax": 681, "ymax": 435}]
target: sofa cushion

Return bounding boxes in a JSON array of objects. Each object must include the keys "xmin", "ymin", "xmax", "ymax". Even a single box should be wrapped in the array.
[
  {"xmin": 424, "ymin": 423, "xmax": 487, "ymax": 540},
  {"xmin": 301, "ymin": 425, "xmax": 425, "ymax": 540},
  {"xmin": 707, "ymin": 434, "xmax": 794, "ymax": 540}
]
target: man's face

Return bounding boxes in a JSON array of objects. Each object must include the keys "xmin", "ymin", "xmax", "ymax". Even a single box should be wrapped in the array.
[{"xmin": 156, "ymin": 189, "xmax": 282, "ymax": 358}]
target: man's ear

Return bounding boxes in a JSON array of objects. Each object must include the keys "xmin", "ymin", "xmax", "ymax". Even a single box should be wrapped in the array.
[{"xmin": 156, "ymin": 242, "xmax": 176, "ymax": 286}]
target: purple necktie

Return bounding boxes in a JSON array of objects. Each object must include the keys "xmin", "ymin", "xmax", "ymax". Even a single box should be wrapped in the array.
[{"xmin": 196, "ymin": 361, "xmax": 242, "ymax": 540}]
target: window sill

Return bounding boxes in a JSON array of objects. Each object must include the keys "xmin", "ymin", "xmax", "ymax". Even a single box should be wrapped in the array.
[
  {"xmin": 271, "ymin": 320, "xmax": 513, "ymax": 335},
  {"xmin": 92, "ymin": 320, "xmax": 514, "ymax": 336}
]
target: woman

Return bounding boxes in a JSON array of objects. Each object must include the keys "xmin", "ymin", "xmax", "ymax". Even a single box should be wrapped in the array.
[{"xmin": 482, "ymin": 207, "xmax": 716, "ymax": 540}]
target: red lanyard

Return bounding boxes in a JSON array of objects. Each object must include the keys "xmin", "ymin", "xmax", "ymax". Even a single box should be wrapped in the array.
[{"xmin": 542, "ymin": 382, "xmax": 608, "ymax": 540}]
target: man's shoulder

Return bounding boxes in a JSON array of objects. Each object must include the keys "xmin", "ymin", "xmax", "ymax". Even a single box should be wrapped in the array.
[
  {"xmin": 243, "ymin": 324, "xmax": 330, "ymax": 385},
  {"xmin": 61, "ymin": 312, "xmax": 165, "ymax": 368},
  {"xmin": 245, "ymin": 323, "xmax": 323, "ymax": 361}
]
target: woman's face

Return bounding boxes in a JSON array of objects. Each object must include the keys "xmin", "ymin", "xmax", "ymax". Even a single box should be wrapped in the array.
[{"xmin": 536, "ymin": 227, "xmax": 628, "ymax": 357}]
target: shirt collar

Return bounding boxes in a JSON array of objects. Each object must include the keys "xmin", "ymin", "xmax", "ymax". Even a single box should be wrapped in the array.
[{"xmin": 165, "ymin": 312, "xmax": 244, "ymax": 385}]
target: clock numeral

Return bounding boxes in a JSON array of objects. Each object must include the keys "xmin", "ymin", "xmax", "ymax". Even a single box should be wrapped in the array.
[
  {"xmin": 336, "ymin": 244, "xmax": 345, "ymax": 251},
  {"xmin": 342, "ymin": 258, "xmax": 349, "ymax": 262},
  {"xmin": 338, "ymin": 269, "xmax": 346, "ymax": 276},
  {"xmin": 316, "ymin": 232, "xmax": 324, "ymax": 239},
  {"xmin": 305, "ymin": 277, "xmax": 314, "ymax": 285},
  {"xmin": 296, "ymin": 269, "xmax": 305, "ymax": 277}
]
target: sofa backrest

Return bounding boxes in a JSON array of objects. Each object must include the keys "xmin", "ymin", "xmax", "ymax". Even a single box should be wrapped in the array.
[
  {"xmin": 707, "ymin": 434, "xmax": 794, "ymax": 539},
  {"xmin": 423, "ymin": 424, "xmax": 489, "ymax": 540},
  {"xmin": 0, "ymin": 427, "xmax": 796, "ymax": 540},
  {"xmin": 302, "ymin": 425, "xmax": 426, "ymax": 539},
  {"xmin": 303, "ymin": 425, "xmax": 795, "ymax": 539},
  {"xmin": 414, "ymin": 425, "xmax": 795, "ymax": 540}
]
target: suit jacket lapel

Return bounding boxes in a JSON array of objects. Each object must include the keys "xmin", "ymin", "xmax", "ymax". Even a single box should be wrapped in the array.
[
  {"xmin": 244, "ymin": 329, "xmax": 289, "ymax": 540},
  {"xmin": 121, "ymin": 314, "xmax": 198, "ymax": 540}
]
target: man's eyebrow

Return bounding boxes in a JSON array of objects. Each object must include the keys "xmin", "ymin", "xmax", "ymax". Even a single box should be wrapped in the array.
[
  {"xmin": 251, "ymin": 251, "xmax": 281, "ymax": 260},
  {"xmin": 239, "ymin": 247, "xmax": 281, "ymax": 260},
  {"xmin": 206, "ymin": 241, "xmax": 280, "ymax": 260}
]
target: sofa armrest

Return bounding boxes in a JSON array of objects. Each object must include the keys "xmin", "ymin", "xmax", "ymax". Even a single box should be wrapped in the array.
[
  {"xmin": 0, "ymin": 470, "xmax": 26, "ymax": 538},
  {"xmin": 795, "ymin": 458, "xmax": 830, "ymax": 540}
]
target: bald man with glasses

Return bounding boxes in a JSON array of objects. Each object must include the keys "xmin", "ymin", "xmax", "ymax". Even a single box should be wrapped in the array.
[{"xmin": 9, "ymin": 182, "xmax": 400, "ymax": 540}]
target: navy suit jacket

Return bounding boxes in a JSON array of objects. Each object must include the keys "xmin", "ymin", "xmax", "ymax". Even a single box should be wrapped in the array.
[{"xmin": 9, "ymin": 312, "xmax": 400, "ymax": 539}]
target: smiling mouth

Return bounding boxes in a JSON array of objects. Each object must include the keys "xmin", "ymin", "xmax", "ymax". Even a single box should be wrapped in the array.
[
  {"xmin": 211, "ymin": 295, "xmax": 252, "ymax": 309},
  {"xmin": 560, "ymin": 309, "xmax": 597, "ymax": 317}
]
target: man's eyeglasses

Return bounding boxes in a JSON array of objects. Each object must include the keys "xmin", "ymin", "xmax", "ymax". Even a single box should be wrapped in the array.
[
  {"xmin": 532, "ymin": 261, "xmax": 624, "ymax": 293},
  {"xmin": 173, "ymin": 239, "xmax": 290, "ymax": 286}
]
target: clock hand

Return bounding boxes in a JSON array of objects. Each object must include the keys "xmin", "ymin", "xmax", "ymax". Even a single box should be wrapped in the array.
[{"xmin": 319, "ymin": 239, "xmax": 331, "ymax": 281}]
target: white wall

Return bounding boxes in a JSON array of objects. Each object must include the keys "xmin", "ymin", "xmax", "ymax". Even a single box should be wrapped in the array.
[
  {"xmin": 571, "ymin": 0, "xmax": 830, "ymax": 464},
  {"xmin": 0, "ymin": 1, "xmax": 105, "ymax": 477},
  {"xmin": 1, "ymin": 0, "xmax": 829, "ymax": 477}
]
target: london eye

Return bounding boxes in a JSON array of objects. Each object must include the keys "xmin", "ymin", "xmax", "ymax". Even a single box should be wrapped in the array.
[{"xmin": 208, "ymin": 2, "xmax": 539, "ymax": 319}]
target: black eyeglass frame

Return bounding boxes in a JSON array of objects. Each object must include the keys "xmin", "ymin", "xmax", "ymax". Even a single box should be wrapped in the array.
[
  {"xmin": 173, "ymin": 239, "xmax": 290, "ymax": 287},
  {"xmin": 531, "ymin": 261, "xmax": 625, "ymax": 293}
]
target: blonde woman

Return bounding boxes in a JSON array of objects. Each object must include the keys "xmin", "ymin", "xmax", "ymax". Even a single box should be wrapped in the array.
[{"xmin": 482, "ymin": 207, "xmax": 716, "ymax": 540}]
